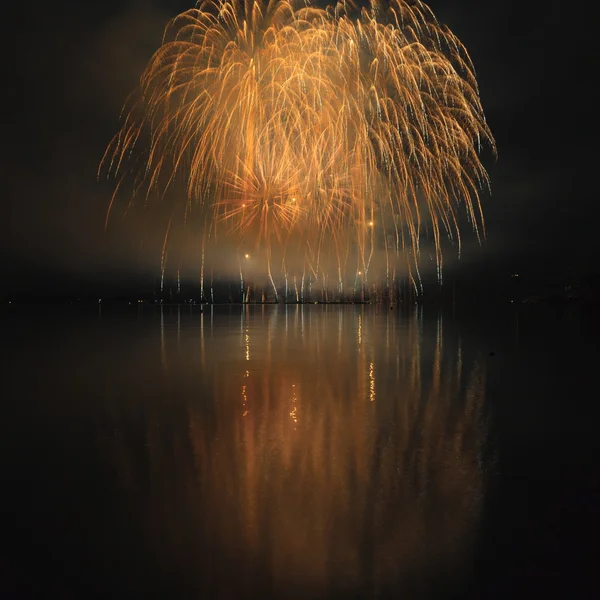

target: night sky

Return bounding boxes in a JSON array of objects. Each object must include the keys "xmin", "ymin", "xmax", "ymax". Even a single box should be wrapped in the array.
[{"xmin": 3, "ymin": 0, "xmax": 598, "ymax": 296}]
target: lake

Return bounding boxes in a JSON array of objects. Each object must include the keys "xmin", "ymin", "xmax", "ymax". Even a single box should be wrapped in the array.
[{"xmin": 3, "ymin": 303, "xmax": 599, "ymax": 598}]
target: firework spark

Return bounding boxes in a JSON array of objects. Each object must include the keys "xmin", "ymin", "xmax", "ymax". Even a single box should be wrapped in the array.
[{"xmin": 101, "ymin": 0, "xmax": 495, "ymax": 298}]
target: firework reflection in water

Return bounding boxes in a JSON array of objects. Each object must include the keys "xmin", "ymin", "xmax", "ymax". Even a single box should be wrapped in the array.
[
  {"xmin": 110, "ymin": 307, "xmax": 489, "ymax": 597},
  {"xmin": 101, "ymin": 0, "xmax": 496, "ymax": 298}
]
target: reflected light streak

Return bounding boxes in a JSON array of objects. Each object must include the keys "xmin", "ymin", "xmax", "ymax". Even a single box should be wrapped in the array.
[
  {"xmin": 290, "ymin": 383, "xmax": 298, "ymax": 427},
  {"xmin": 108, "ymin": 307, "xmax": 489, "ymax": 597},
  {"xmin": 369, "ymin": 361, "xmax": 376, "ymax": 402}
]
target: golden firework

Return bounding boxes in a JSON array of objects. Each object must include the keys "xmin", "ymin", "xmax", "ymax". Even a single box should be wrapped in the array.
[{"xmin": 101, "ymin": 0, "xmax": 495, "ymax": 298}]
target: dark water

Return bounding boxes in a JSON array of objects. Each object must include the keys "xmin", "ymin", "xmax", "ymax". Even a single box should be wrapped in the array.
[{"xmin": 3, "ymin": 304, "xmax": 599, "ymax": 598}]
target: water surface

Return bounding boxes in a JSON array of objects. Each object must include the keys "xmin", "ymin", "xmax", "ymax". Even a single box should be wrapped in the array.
[{"xmin": 4, "ymin": 304, "xmax": 598, "ymax": 598}]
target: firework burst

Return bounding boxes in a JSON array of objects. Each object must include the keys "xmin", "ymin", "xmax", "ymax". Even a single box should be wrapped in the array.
[{"xmin": 101, "ymin": 0, "xmax": 495, "ymax": 299}]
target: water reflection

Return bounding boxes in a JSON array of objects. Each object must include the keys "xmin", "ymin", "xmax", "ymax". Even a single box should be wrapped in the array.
[{"xmin": 110, "ymin": 307, "xmax": 487, "ymax": 598}]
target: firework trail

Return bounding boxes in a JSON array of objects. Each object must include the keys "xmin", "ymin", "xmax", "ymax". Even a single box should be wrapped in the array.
[{"xmin": 101, "ymin": 0, "xmax": 495, "ymax": 299}]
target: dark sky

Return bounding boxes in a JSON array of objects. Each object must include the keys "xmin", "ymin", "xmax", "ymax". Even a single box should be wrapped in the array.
[{"xmin": 3, "ymin": 0, "xmax": 598, "ymax": 294}]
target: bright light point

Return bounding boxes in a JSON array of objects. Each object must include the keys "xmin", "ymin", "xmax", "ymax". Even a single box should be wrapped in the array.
[
  {"xmin": 368, "ymin": 221, "xmax": 374, "ymax": 227},
  {"xmin": 245, "ymin": 254, "xmax": 250, "ymax": 259},
  {"xmin": 242, "ymin": 204, "xmax": 246, "ymax": 207},
  {"xmin": 291, "ymin": 197, "xmax": 296, "ymax": 203},
  {"xmin": 358, "ymin": 271, "xmax": 362, "ymax": 275}
]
